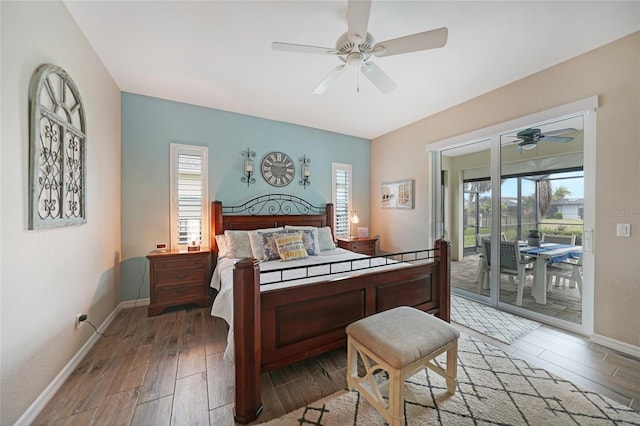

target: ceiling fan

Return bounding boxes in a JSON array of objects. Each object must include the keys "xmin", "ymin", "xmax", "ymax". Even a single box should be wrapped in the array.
[
  {"xmin": 271, "ymin": 0, "xmax": 448, "ymax": 94},
  {"xmin": 513, "ymin": 128, "xmax": 576, "ymax": 152}
]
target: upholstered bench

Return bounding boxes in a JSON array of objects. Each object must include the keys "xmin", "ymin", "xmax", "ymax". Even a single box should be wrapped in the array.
[{"xmin": 346, "ymin": 306, "xmax": 460, "ymax": 426}]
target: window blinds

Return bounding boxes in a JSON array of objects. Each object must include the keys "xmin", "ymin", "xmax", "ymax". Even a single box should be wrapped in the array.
[
  {"xmin": 177, "ymin": 153, "xmax": 203, "ymax": 245},
  {"xmin": 334, "ymin": 165, "xmax": 351, "ymax": 236}
]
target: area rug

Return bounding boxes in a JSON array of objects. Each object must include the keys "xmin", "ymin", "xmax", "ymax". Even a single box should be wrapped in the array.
[
  {"xmin": 451, "ymin": 294, "xmax": 541, "ymax": 344},
  {"xmin": 259, "ymin": 334, "xmax": 640, "ymax": 425}
]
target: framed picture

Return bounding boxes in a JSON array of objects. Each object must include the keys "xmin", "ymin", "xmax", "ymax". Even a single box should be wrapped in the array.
[
  {"xmin": 357, "ymin": 227, "xmax": 369, "ymax": 238},
  {"xmin": 381, "ymin": 179, "xmax": 414, "ymax": 209}
]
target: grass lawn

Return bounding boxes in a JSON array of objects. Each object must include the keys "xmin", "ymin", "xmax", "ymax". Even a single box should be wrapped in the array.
[{"xmin": 463, "ymin": 220, "xmax": 583, "ymax": 247}]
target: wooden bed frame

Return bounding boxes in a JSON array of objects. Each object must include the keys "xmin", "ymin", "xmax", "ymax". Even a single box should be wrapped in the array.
[{"xmin": 210, "ymin": 195, "xmax": 451, "ymax": 423}]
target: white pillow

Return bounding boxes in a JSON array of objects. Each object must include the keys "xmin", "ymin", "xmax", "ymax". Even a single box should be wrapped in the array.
[
  {"xmin": 284, "ymin": 225, "xmax": 320, "ymax": 255},
  {"xmin": 249, "ymin": 227, "xmax": 282, "ymax": 260},
  {"xmin": 215, "ymin": 234, "xmax": 229, "ymax": 258},
  {"xmin": 317, "ymin": 226, "xmax": 336, "ymax": 251},
  {"xmin": 223, "ymin": 230, "xmax": 253, "ymax": 258}
]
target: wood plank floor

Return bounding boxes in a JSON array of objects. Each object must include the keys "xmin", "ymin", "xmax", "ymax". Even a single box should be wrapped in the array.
[{"xmin": 33, "ymin": 305, "xmax": 639, "ymax": 425}]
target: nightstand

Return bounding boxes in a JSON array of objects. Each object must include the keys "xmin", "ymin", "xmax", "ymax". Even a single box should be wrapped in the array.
[
  {"xmin": 147, "ymin": 249, "xmax": 212, "ymax": 316},
  {"xmin": 336, "ymin": 236, "xmax": 378, "ymax": 256}
]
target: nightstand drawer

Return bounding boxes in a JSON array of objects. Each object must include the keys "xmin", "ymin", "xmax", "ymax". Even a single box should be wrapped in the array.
[
  {"xmin": 156, "ymin": 282, "xmax": 205, "ymax": 301},
  {"xmin": 155, "ymin": 268, "xmax": 204, "ymax": 286},
  {"xmin": 154, "ymin": 257, "xmax": 205, "ymax": 271},
  {"xmin": 350, "ymin": 241, "xmax": 375, "ymax": 252}
]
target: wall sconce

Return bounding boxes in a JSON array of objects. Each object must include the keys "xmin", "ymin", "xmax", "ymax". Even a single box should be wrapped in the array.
[
  {"xmin": 299, "ymin": 155, "xmax": 311, "ymax": 189},
  {"xmin": 350, "ymin": 210, "xmax": 360, "ymax": 238},
  {"xmin": 241, "ymin": 148, "xmax": 256, "ymax": 186}
]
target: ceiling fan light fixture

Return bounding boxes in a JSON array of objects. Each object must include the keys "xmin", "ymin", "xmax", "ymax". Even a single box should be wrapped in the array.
[
  {"xmin": 520, "ymin": 142, "xmax": 538, "ymax": 150},
  {"xmin": 347, "ymin": 52, "xmax": 364, "ymax": 65}
]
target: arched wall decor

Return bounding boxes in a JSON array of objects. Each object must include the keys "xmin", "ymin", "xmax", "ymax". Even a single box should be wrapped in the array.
[{"xmin": 28, "ymin": 64, "xmax": 86, "ymax": 229}]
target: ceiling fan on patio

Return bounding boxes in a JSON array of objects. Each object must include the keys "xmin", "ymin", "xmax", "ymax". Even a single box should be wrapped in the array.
[
  {"xmin": 271, "ymin": 0, "xmax": 448, "ymax": 94},
  {"xmin": 513, "ymin": 128, "xmax": 576, "ymax": 152}
]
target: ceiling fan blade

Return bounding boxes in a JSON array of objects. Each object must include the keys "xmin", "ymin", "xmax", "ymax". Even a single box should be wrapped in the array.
[
  {"xmin": 347, "ymin": 0, "xmax": 371, "ymax": 43},
  {"xmin": 373, "ymin": 27, "xmax": 448, "ymax": 58},
  {"xmin": 361, "ymin": 62, "xmax": 396, "ymax": 93},
  {"xmin": 312, "ymin": 64, "xmax": 347, "ymax": 94},
  {"xmin": 541, "ymin": 136, "xmax": 574, "ymax": 143},
  {"xmin": 272, "ymin": 42, "xmax": 340, "ymax": 56},
  {"xmin": 543, "ymin": 128, "xmax": 578, "ymax": 136}
]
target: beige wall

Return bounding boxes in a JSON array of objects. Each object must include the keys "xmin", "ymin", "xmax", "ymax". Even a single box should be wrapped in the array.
[
  {"xmin": 1, "ymin": 1, "xmax": 121, "ymax": 423},
  {"xmin": 371, "ymin": 32, "xmax": 639, "ymax": 347}
]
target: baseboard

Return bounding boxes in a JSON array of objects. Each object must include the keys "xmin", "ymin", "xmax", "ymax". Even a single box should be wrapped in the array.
[
  {"xmin": 120, "ymin": 297, "xmax": 150, "ymax": 309},
  {"xmin": 16, "ymin": 298, "xmax": 149, "ymax": 425},
  {"xmin": 590, "ymin": 333, "xmax": 640, "ymax": 359}
]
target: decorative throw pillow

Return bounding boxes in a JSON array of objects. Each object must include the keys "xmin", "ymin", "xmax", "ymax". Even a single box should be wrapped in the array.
[
  {"xmin": 224, "ymin": 230, "xmax": 253, "ymax": 258},
  {"xmin": 249, "ymin": 227, "xmax": 282, "ymax": 260},
  {"xmin": 317, "ymin": 226, "xmax": 336, "ymax": 251},
  {"xmin": 261, "ymin": 230, "xmax": 290, "ymax": 261},
  {"xmin": 287, "ymin": 228, "xmax": 318, "ymax": 256},
  {"xmin": 215, "ymin": 234, "xmax": 229, "ymax": 258},
  {"xmin": 275, "ymin": 232, "xmax": 309, "ymax": 262},
  {"xmin": 284, "ymin": 225, "xmax": 320, "ymax": 255}
]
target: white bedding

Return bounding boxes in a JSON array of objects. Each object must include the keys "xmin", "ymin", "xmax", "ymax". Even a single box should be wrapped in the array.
[{"xmin": 210, "ymin": 248, "xmax": 413, "ymax": 362}]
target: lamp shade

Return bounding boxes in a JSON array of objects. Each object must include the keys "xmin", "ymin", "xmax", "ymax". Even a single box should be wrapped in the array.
[{"xmin": 351, "ymin": 211, "xmax": 360, "ymax": 224}]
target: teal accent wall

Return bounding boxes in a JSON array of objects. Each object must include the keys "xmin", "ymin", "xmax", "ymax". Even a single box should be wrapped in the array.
[{"xmin": 121, "ymin": 93, "xmax": 370, "ymax": 301}]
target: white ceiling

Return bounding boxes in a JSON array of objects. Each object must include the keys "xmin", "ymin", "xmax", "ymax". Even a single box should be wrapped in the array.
[{"xmin": 64, "ymin": 1, "xmax": 640, "ymax": 140}]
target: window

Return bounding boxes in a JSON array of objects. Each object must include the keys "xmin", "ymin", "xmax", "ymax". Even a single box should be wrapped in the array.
[
  {"xmin": 170, "ymin": 144, "xmax": 208, "ymax": 249},
  {"xmin": 332, "ymin": 162, "xmax": 352, "ymax": 236}
]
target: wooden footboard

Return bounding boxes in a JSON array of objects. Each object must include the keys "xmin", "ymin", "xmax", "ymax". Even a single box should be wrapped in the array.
[{"xmin": 232, "ymin": 239, "xmax": 450, "ymax": 423}]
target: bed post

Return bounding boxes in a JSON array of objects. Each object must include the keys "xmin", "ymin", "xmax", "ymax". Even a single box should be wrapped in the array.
[
  {"xmin": 326, "ymin": 203, "xmax": 335, "ymax": 236},
  {"xmin": 233, "ymin": 258, "xmax": 263, "ymax": 423},
  {"xmin": 435, "ymin": 239, "xmax": 451, "ymax": 323},
  {"xmin": 211, "ymin": 201, "xmax": 223, "ymax": 250}
]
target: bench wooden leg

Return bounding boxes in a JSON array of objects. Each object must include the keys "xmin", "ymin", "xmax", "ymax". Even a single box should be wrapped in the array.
[
  {"xmin": 388, "ymin": 367, "xmax": 404, "ymax": 426},
  {"xmin": 446, "ymin": 340, "xmax": 458, "ymax": 394},
  {"xmin": 346, "ymin": 336, "xmax": 357, "ymax": 391}
]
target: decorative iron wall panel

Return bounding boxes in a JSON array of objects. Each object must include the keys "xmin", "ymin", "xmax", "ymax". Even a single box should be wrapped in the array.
[{"xmin": 29, "ymin": 64, "xmax": 86, "ymax": 229}]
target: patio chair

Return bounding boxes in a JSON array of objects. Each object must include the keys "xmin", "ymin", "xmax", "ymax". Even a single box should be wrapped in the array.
[
  {"xmin": 480, "ymin": 240, "xmax": 535, "ymax": 305},
  {"xmin": 476, "ymin": 233, "xmax": 507, "ymax": 288},
  {"xmin": 542, "ymin": 233, "xmax": 576, "ymax": 245},
  {"xmin": 547, "ymin": 253, "xmax": 583, "ymax": 297}
]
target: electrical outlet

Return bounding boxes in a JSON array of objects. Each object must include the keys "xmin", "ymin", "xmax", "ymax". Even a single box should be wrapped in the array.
[{"xmin": 75, "ymin": 313, "xmax": 87, "ymax": 328}]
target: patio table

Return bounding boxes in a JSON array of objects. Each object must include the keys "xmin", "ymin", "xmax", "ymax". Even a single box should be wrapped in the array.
[{"xmin": 519, "ymin": 243, "xmax": 582, "ymax": 304}]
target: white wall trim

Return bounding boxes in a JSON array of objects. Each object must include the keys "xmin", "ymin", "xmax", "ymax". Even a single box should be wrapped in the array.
[
  {"xmin": 121, "ymin": 297, "xmax": 150, "ymax": 310},
  {"xmin": 425, "ymin": 96, "xmax": 599, "ymax": 151},
  {"xmin": 15, "ymin": 298, "xmax": 150, "ymax": 425},
  {"xmin": 590, "ymin": 334, "xmax": 640, "ymax": 359}
]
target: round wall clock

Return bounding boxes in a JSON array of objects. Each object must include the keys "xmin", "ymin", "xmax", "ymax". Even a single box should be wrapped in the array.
[{"xmin": 261, "ymin": 151, "xmax": 295, "ymax": 187}]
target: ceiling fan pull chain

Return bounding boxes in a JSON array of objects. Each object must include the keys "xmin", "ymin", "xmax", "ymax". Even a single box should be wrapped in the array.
[{"xmin": 357, "ymin": 68, "xmax": 360, "ymax": 93}]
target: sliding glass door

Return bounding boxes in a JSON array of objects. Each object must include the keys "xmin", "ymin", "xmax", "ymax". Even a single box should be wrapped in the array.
[
  {"xmin": 499, "ymin": 115, "xmax": 585, "ymax": 324},
  {"xmin": 431, "ymin": 99, "xmax": 596, "ymax": 336},
  {"xmin": 439, "ymin": 139, "xmax": 492, "ymax": 299}
]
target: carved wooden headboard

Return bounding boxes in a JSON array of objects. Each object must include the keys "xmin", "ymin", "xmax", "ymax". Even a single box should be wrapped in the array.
[{"xmin": 210, "ymin": 194, "xmax": 334, "ymax": 251}]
